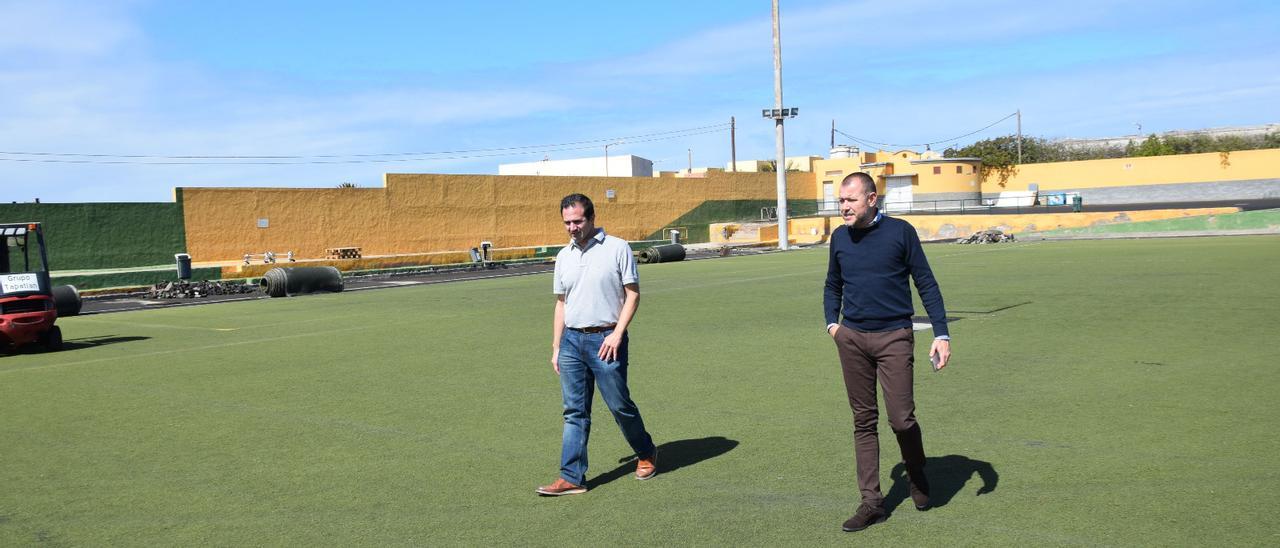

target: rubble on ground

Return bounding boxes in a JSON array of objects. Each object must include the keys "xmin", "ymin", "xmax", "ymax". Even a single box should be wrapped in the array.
[
  {"xmin": 958, "ymin": 230, "xmax": 1016, "ymax": 244},
  {"xmin": 147, "ymin": 280, "xmax": 260, "ymax": 299}
]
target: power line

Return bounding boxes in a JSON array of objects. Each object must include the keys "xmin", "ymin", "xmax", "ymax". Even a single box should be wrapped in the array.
[
  {"xmin": 0, "ymin": 127, "xmax": 728, "ymax": 165},
  {"xmin": 0, "ymin": 123, "xmax": 732, "ymax": 165},
  {"xmin": 834, "ymin": 112, "xmax": 1018, "ymax": 149}
]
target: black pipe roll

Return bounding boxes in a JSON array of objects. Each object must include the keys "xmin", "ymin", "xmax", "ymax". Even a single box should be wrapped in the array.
[
  {"xmin": 51, "ymin": 284, "xmax": 82, "ymax": 317},
  {"xmin": 260, "ymin": 266, "xmax": 344, "ymax": 298},
  {"xmin": 640, "ymin": 244, "xmax": 686, "ymax": 264}
]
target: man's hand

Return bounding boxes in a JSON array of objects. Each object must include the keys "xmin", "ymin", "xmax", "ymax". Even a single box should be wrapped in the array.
[
  {"xmin": 551, "ymin": 346, "xmax": 560, "ymax": 375},
  {"xmin": 598, "ymin": 331, "xmax": 623, "ymax": 362},
  {"xmin": 828, "ymin": 324, "xmax": 839, "ymax": 338},
  {"xmin": 930, "ymin": 338, "xmax": 952, "ymax": 370}
]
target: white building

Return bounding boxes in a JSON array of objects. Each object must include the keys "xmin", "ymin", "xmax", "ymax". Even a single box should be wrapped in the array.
[
  {"xmin": 725, "ymin": 155, "xmax": 822, "ymax": 172},
  {"xmin": 499, "ymin": 154, "xmax": 654, "ymax": 177}
]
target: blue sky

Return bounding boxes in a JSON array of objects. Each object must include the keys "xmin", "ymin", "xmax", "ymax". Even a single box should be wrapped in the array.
[{"xmin": 2, "ymin": 0, "xmax": 1278, "ymax": 202}]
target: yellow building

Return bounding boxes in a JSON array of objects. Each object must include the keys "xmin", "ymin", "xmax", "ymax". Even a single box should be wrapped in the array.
[{"xmin": 811, "ymin": 149, "xmax": 982, "ymax": 212}]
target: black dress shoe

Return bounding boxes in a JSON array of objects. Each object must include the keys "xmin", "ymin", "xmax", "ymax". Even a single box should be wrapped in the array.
[{"xmin": 841, "ymin": 503, "xmax": 887, "ymax": 532}]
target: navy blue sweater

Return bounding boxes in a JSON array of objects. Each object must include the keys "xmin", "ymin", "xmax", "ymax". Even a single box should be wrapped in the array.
[{"xmin": 823, "ymin": 215, "xmax": 949, "ymax": 337}]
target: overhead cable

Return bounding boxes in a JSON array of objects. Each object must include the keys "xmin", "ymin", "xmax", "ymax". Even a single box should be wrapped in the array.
[
  {"xmin": 0, "ymin": 123, "xmax": 731, "ymax": 165},
  {"xmin": 834, "ymin": 112, "xmax": 1018, "ymax": 149}
]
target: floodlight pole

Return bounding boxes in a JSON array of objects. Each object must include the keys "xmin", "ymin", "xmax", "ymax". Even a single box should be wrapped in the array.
[{"xmin": 772, "ymin": 0, "xmax": 789, "ymax": 250}]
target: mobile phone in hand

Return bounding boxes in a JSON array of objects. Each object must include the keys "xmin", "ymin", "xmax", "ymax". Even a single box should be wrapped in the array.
[{"xmin": 930, "ymin": 351, "xmax": 943, "ymax": 372}]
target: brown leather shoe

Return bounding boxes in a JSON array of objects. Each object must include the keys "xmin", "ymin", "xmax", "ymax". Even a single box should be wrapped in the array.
[
  {"xmin": 909, "ymin": 479, "xmax": 931, "ymax": 511},
  {"xmin": 841, "ymin": 503, "xmax": 887, "ymax": 532},
  {"xmin": 635, "ymin": 451, "xmax": 658, "ymax": 480},
  {"xmin": 536, "ymin": 478, "xmax": 586, "ymax": 496}
]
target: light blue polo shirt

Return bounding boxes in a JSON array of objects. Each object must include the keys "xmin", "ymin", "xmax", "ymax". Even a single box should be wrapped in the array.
[{"xmin": 553, "ymin": 228, "xmax": 639, "ymax": 329}]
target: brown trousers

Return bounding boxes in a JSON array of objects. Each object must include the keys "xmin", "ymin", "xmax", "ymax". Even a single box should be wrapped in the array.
[{"xmin": 834, "ymin": 325, "xmax": 927, "ymax": 506}]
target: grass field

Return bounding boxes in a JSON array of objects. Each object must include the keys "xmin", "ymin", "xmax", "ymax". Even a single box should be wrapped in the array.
[{"xmin": 3, "ymin": 236, "xmax": 1279, "ymax": 546}]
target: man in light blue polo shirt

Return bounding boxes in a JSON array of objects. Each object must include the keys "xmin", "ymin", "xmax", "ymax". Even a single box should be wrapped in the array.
[{"xmin": 536, "ymin": 193, "xmax": 658, "ymax": 496}]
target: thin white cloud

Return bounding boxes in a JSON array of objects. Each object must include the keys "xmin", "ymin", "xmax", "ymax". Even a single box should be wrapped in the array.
[
  {"xmin": 580, "ymin": 0, "xmax": 1139, "ymax": 79},
  {"xmin": 0, "ymin": 2, "xmax": 579, "ymax": 201},
  {"xmin": 0, "ymin": 0, "xmax": 140, "ymax": 57},
  {"xmin": 2, "ymin": 0, "xmax": 1277, "ymax": 202}
]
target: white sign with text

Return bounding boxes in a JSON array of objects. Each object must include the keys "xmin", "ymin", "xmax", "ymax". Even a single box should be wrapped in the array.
[{"xmin": 0, "ymin": 273, "xmax": 40, "ymax": 293}]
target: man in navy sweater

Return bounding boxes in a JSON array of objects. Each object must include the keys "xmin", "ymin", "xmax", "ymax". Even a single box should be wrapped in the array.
[{"xmin": 824, "ymin": 171, "xmax": 951, "ymax": 532}]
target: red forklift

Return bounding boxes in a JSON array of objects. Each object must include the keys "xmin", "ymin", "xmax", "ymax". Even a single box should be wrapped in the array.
[{"xmin": 0, "ymin": 222, "xmax": 61, "ymax": 351}]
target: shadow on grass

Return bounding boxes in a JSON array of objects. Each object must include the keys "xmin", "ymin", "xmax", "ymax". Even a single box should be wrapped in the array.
[
  {"xmin": 59, "ymin": 335, "xmax": 151, "ymax": 352},
  {"xmin": 586, "ymin": 436, "xmax": 739, "ymax": 488},
  {"xmin": 884, "ymin": 454, "xmax": 998, "ymax": 513},
  {"xmin": 948, "ymin": 301, "xmax": 1032, "ymax": 315},
  {"xmin": 3, "ymin": 335, "xmax": 151, "ymax": 356}
]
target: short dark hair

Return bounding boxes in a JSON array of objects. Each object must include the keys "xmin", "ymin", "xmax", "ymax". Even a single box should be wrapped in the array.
[
  {"xmin": 560, "ymin": 193, "xmax": 595, "ymax": 219},
  {"xmin": 840, "ymin": 172, "xmax": 877, "ymax": 195}
]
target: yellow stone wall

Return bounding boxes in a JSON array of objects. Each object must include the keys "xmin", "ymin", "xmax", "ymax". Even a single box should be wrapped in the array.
[
  {"xmin": 755, "ymin": 217, "xmax": 829, "ymax": 245},
  {"xmin": 812, "ymin": 148, "xmax": 1280, "ymax": 199},
  {"xmin": 708, "ymin": 217, "xmax": 829, "ymax": 245},
  {"xmin": 890, "ymin": 207, "xmax": 1239, "ymax": 240},
  {"xmin": 181, "ymin": 171, "xmax": 816, "ymax": 262},
  {"xmin": 711, "ymin": 208, "xmax": 1238, "ymax": 245},
  {"xmin": 983, "ymin": 148, "xmax": 1280, "ymax": 191},
  {"xmin": 222, "ymin": 248, "xmax": 540, "ymax": 279},
  {"xmin": 788, "ymin": 217, "xmax": 831, "ymax": 243}
]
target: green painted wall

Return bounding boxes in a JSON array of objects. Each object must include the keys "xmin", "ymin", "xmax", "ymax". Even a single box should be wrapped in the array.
[
  {"xmin": 645, "ymin": 199, "xmax": 820, "ymax": 243},
  {"xmin": 0, "ymin": 203, "xmax": 186, "ymax": 270},
  {"xmin": 1039, "ymin": 208, "xmax": 1280, "ymax": 235}
]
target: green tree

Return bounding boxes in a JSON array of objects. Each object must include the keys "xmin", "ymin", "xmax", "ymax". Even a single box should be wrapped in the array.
[
  {"xmin": 942, "ymin": 130, "xmax": 1280, "ymax": 178},
  {"xmin": 759, "ymin": 160, "xmax": 802, "ymax": 172},
  {"xmin": 1132, "ymin": 135, "xmax": 1173, "ymax": 157},
  {"xmin": 944, "ymin": 135, "xmax": 1022, "ymax": 185}
]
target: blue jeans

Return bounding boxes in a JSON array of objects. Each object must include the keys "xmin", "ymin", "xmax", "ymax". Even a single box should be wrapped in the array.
[{"xmin": 557, "ymin": 328, "xmax": 655, "ymax": 486}]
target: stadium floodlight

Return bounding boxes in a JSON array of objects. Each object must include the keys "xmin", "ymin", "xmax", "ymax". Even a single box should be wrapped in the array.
[{"xmin": 761, "ymin": 108, "xmax": 799, "ymax": 120}]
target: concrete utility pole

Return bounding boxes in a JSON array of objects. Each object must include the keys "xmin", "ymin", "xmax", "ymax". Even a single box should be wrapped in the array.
[
  {"xmin": 730, "ymin": 116, "xmax": 737, "ymax": 172},
  {"xmin": 1016, "ymin": 109, "xmax": 1023, "ymax": 164},
  {"xmin": 771, "ymin": 0, "xmax": 789, "ymax": 250},
  {"xmin": 604, "ymin": 142, "xmax": 614, "ymax": 177},
  {"xmin": 687, "ymin": 148, "xmax": 692, "ymax": 173},
  {"xmin": 831, "ymin": 119, "xmax": 835, "ymax": 150}
]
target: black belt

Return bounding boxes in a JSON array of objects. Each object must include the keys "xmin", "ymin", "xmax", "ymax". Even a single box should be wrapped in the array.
[{"xmin": 567, "ymin": 324, "xmax": 616, "ymax": 333}]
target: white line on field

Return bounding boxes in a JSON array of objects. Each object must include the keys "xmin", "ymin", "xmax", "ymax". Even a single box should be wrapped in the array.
[
  {"xmin": 0, "ymin": 322, "xmax": 382, "ymax": 376},
  {"xmin": 69, "ymin": 319, "xmax": 240, "ymax": 332}
]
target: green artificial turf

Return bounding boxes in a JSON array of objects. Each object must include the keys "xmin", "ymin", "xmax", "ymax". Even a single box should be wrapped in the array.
[
  {"xmin": 1041, "ymin": 207, "xmax": 1280, "ymax": 235},
  {"xmin": 2, "ymin": 236, "xmax": 1278, "ymax": 545}
]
